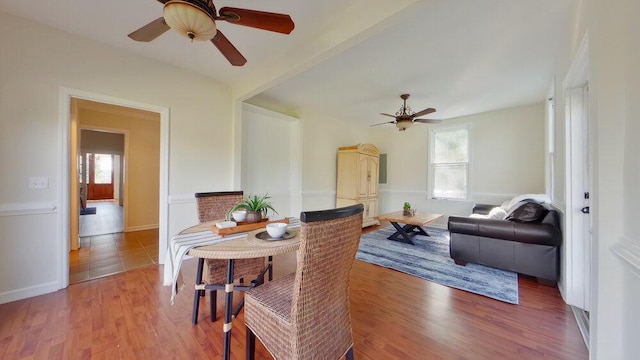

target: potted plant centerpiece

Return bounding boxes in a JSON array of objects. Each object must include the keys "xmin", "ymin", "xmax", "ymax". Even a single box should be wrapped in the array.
[
  {"xmin": 403, "ymin": 202, "xmax": 415, "ymax": 217},
  {"xmin": 228, "ymin": 193, "xmax": 278, "ymax": 223}
]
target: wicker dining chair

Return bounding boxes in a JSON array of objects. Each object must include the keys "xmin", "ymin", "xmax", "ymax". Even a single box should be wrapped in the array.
[
  {"xmin": 244, "ymin": 204, "xmax": 364, "ymax": 360},
  {"xmin": 192, "ymin": 191, "xmax": 266, "ymax": 324}
]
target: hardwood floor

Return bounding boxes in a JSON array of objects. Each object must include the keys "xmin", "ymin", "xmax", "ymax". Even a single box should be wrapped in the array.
[{"xmin": 0, "ymin": 225, "xmax": 588, "ymax": 360}]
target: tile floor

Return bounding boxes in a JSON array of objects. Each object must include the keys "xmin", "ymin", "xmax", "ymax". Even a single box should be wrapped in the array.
[
  {"xmin": 69, "ymin": 229, "xmax": 159, "ymax": 284},
  {"xmin": 79, "ymin": 200, "xmax": 124, "ymax": 237},
  {"xmin": 70, "ymin": 199, "xmax": 159, "ymax": 284}
]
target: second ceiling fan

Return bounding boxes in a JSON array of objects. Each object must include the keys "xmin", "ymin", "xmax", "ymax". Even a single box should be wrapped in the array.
[
  {"xmin": 128, "ymin": 0, "xmax": 295, "ymax": 66},
  {"xmin": 371, "ymin": 94, "xmax": 441, "ymax": 131}
]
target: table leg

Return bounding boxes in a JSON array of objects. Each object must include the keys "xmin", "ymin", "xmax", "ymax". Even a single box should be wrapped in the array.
[
  {"xmin": 386, "ymin": 223, "xmax": 430, "ymax": 244},
  {"xmin": 223, "ymin": 259, "xmax": 235, "ymax": 360},
  {"xmin": 414, "ymin": 225, "xmax": 429, "ymax": 236},
  {"xmin": 387, "ymin": 222, "xmax": 415, "ymax": 244}
]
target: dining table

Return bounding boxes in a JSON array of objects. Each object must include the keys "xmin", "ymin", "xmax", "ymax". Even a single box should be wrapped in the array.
[{"xmin": 164, "ymin": 218, "xmax": 301, "ymax": 360}]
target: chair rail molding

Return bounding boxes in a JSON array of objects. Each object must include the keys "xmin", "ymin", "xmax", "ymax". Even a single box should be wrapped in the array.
[
  {"xmin": 301, "ymin": 190, "xmax": 336, "ymax": 198},
  {"xmin": 0, "ymin": 202, "xmax": 57, "ymax": 216},
  {"xmin": 379, "ymin": 189, "xmax": 428, "ymax": 196},
  {"xmin": 168, "ymin": 194, "xmax": 197, "ymax": 204},
  {"xmin": 611, "ymin": 236, "xmax": 640, "ymax": 278},
  {"xmin": 469, "ymin": 192, "xmax": 518, "ymax": 206}
]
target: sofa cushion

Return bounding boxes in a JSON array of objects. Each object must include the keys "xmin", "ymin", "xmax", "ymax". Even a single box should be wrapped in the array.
[{"xmin": 505, "ymin": 201, "xmax": 549, "ymax": 223}]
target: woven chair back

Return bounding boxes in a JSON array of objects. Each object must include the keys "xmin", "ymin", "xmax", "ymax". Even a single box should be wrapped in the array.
[
  {"xmin": 195, "ymin": 191, "xmax": 243, "ymax": 223},
  {"xmin": 290, "ymin": 204, "xmax": 364, "ymax": 358}
]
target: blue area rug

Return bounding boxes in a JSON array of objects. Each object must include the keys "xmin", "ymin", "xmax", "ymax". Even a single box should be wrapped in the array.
[{"xmin": 356, "ymin": 226, "xmax": 519, "ymax": 304}]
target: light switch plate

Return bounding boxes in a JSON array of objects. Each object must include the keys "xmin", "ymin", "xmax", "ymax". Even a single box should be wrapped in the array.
[{"xmin": 29, "ymin": 176, "xmax": 49, "ymax": 189}]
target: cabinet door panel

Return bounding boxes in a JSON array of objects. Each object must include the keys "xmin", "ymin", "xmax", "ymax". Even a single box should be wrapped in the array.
[
  {"xmin": 368, "ymin": 156, "xmax": 379, "ymax": 197},
  {"xmin": 368, "ymin": 198, "xmax": 378, "ymax": 219},
  {"xmin": 358, "ymin": 155, "xmax": 369, "ymax": 198}
]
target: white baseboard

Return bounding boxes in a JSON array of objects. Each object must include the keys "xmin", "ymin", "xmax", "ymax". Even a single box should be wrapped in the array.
[
  {"xmin": 0, "ymin": 281, "xmax": 59, "ymax": 305},
  {"xmin": 126, "ymin": 224, "xmax": 159, "ymax": 232},
  {"xmin": 571, "ymin": 306, "xmax": 590, "ymax": 350}
]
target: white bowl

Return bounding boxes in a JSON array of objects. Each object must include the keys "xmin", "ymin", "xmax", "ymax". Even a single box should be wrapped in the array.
[
  {"xmin": 232, "ymin": 210, "xmax": 246, "ymax": 222},
  {"xmin": 266, "ymin": 222, "xmax": 288, "ymax": 238}
]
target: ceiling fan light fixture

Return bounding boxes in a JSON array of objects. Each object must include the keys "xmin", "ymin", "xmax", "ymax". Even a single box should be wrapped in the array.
[
  {"xmin": 163, "ymin": 1, "xmax": 217, "ymax": 41},
  {"xmin": 396, "ymin": 119, "xmax": 413, "ymax": 131}
]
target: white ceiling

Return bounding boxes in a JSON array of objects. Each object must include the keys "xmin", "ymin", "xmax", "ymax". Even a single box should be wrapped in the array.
[{"xmin": 0, "ymin": 0, "xmax": 576, "ymax": 126}]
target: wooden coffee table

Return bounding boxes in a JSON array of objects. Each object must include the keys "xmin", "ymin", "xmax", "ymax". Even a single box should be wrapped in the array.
[{"xmin": 375, "ymin": 211, "xmax": 444, "ymax": 245}]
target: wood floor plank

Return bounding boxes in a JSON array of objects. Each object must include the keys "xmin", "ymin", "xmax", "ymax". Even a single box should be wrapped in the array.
[{"xmin": 0, "ymin": 225, "xmax": 588, "ymax": 359}]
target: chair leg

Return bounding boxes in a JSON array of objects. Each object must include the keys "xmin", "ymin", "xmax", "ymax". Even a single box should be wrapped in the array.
[
  {"xmin": 210, "ymin": 290, "xmax": 218, "ymax": 322},
  {"xmin": 246, "ymin": 327, "xmax": 256, "ymax": 360},
  {"xmin": 192, "ymin": 258, "xmax": 205, "ymax": 325},
  {"xmin": 345, "ymin": 346, "xmax": 354, "ymax": 360}
]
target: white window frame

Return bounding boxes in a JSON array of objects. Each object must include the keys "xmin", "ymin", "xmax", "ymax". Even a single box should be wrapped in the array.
[
  {"xmin": 428, "ymin": 123, "xmax": 471, "ymax": 200},
  {"xmin": 545, "ymin": 81, "xmax": 556, "ymax": 204}
]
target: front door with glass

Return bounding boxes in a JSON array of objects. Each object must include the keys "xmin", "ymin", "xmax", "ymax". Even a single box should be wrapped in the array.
[{"xmin": 86, "ymin": 153, "xmax": 114, "ymax": 200}]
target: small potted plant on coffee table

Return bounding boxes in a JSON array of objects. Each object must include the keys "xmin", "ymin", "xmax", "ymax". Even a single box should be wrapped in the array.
[
  {"xmin": 228, "ymin": 193, "xmax": 278, "ymax": 223},
  {"xmin": 403, "ymin": 202, "xmax": 415, "ymax": 217}
]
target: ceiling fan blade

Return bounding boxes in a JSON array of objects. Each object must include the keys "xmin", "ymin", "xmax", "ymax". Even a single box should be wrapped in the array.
[
  {"xmin": 211, "ymin": 30, "xmax": 247, "ymax": 66},
  {"xmin": 218, "ymin": 7, "xmax": 295, "ymax": 34},
  {"xmin": 370, "ymin": 121, "xmax": 396, "ymax": 127},
  {"xmin": 156, "ymin": 0, "xmax": 169, "ymax": 3},
  {"xmin": 380, "ymin": 113, "xmax": 397, "ymax": 118},
  {"xmin": 414, "ymin": 119, "xmax": 442, "ymax": 124},
  {"xmin": 412, "ymin": 108, "xmax": 436, "ymax": 118},
  {"xmin": 128, "ymin": 17, "xmax": 170, "ymax": 42}
]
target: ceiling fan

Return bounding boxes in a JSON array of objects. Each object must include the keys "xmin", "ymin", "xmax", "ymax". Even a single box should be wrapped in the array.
[
  {"xmin": 371, "ymin": 94, "xmax": 441, "ymax": 131},
  {"xmin": 128, "ymin": 0, "xmax": 295, "ymax": 66}
]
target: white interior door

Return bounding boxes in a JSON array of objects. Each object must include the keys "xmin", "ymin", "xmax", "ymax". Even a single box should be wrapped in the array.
[
  {"xmin": 580, "ymin": 85, "xmax": 592, "ymax": 312},
  {"xmin": 566, "ymin": 84, "xmax": 592, "ymax": 311}
]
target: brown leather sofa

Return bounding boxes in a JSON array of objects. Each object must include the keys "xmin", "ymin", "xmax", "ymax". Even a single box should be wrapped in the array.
[{"xmin": 447, "ymin": 201, "xmax": 562, "ymax": 285}]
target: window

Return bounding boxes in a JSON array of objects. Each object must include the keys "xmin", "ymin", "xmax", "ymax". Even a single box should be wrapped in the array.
[{"xmin": 430, "ymin": 125, "xmax": 469, "ymax": 199}]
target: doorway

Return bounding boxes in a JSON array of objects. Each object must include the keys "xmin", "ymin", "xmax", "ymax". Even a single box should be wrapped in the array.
[
  {"xmin": 563, "ymin": 35, "xmax": 591, "ymax": 348},
  {"xmin": 79, "ymin": 148, "xmax": 125, "ymax": 237},
  {"xmin": 68, "ymin": 98, "xmax": 163, "ymax": 284},
  {"xmin": 59, "ymin": 87, "xmax": 169, "ymax": 290}
]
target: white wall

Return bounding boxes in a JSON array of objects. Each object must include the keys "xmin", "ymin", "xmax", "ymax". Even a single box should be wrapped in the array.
[
  {"xmin": 370, "ymin": 103, "xmax": 545, "ymax": 227},
  {"xmin": 0, "ymin": 12, "xmax": 233, "ymax": 303},
  {"xmin": 298, "ymin": 110, "xmax": 368, "ymax": 211},
  {"xmin": 587, "ymin": 0, "xmax": 640, "ymax": 358},
  {"xmin": 241, "ymin": 104, "xmax": 301, "ymax": 218}
]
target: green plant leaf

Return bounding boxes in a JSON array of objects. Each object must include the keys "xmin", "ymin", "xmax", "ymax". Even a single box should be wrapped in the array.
[{"xmin": 227, "ymin": 192, "xmax": 279, "ymax": 217}]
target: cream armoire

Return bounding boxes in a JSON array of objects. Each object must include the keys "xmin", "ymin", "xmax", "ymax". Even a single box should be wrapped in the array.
[{"xmin": 336, "ymin": 144, "xmax": 380, "ymax": 227}]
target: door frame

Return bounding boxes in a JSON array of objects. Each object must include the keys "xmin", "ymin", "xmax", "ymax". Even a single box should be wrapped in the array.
[{"xmin": 59, "ymin": 87, "xmax": 169, "ymax": 289}]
